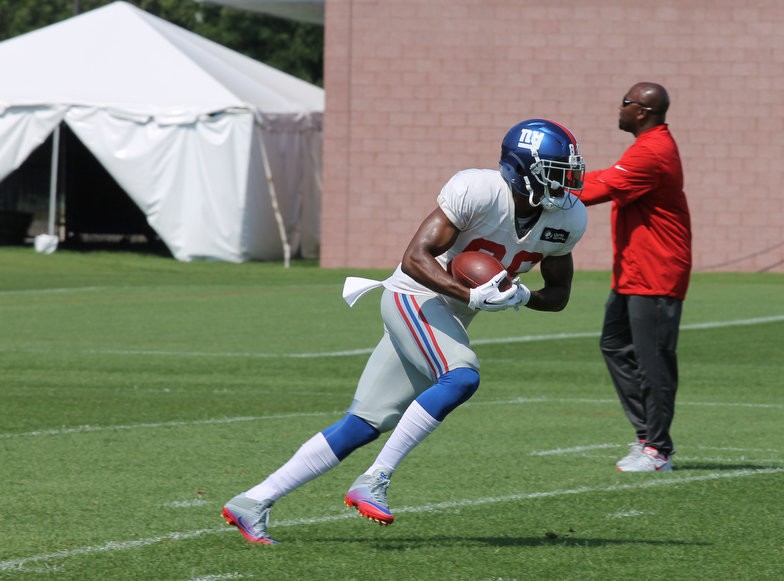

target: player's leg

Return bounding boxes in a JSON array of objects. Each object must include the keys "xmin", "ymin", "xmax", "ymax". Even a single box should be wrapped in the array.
[
  {"xmin": 341, "ymin": 317, "xmax": 430, "ymax": 524},
  {"xmin": 367, "ymin": 367, "xmax": 479, "ymax": 476},
  {"xmin": 222, "ymin": 420, "xmax": 377, "ymax": 544},
  {"xmin": 222, "ymin": 337, "xmax": 393, "ymax": 544},
  {"xmin": 373, "ymin": 291, "xmax": 480, "ymax": 467},
  {"xmin": 241, "ymin": 413, "xmax": 380, "ymax": 506},
  {"xmin": 345, "ymin": 291, "xmax": 480, "ymax": 524},
  {"xmin": 347, "ymin": 330, "xmax": 429, "ymax": 433}
]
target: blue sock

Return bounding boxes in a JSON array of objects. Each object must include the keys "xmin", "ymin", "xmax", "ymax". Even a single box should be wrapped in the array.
[
  {"xmin": 321, "ymin": 413, "xmax": 380, "ymax": 461},
  {"xmin": 416, "ymin": 367, "xmax": 480, "ymax": 421}
]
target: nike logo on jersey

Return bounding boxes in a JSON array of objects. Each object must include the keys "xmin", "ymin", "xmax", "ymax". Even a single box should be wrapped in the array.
[{"xmin": 614, "ymin": 164, "xmax": 629, "ymax": 172}]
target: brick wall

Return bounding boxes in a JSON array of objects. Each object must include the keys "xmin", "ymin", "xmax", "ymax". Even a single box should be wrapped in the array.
[{"xmin": 321, "ymin": 0, "xmax": 784, "ymax": 273}]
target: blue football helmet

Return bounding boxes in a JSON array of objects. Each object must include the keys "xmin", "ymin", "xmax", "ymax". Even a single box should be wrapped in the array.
[{"xmin": 499, "ymin": 119, "xmax": 585, "ymax": 211}]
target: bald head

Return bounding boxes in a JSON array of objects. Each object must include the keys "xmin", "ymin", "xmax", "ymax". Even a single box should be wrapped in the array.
[
  {"xmin": 619, "ymin": 82, "xmax": 670, "ymax": 136},
  {"xmin": 631, "ymin": 82, "xmax": 670, "ymax": 118}
]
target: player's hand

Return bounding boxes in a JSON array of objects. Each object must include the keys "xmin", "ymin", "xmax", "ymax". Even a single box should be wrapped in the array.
[
  {"xmin": 468, "ymin": 270, "xmax": 518, "ymax": 311},
  {"xmin": 508, "ymin": 277, "xmax": 531, "ymax": 311}
]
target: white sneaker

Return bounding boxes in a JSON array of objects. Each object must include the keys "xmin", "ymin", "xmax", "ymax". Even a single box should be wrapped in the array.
[
  {"xmin": 615, "ymin": 441, "xmax": 645, "ymax": 469},
  {"xmin": 617, "ymin": 446, "xmax": 672, "ymax": 472}
]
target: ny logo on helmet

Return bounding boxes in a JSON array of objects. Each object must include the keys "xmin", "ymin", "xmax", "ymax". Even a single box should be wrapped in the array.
[{"xmin": 517, "ymin": 129, "xmax": 545, "ymax": 151}]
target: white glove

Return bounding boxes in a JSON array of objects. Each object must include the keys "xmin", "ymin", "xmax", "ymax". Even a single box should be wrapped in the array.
[
  {"xmin": 512, "ymin": 276, "xmax": 531, "ymax": 311},
  {"xmin": 468, "ymin": 270, "xmax": 519, "ymax": 311},
  {"xmin": 509, "ymin": 277, "xmax": 531, "ymax": 310}
]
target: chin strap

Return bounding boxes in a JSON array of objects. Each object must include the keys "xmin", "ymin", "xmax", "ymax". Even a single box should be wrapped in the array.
[
  {"xmin": 508, "ymin": 151, "xmax": 572, "ymax": 211},
  {"xmin": 524, "ymin": 175, "xmax": 557, "ymax": 210}
]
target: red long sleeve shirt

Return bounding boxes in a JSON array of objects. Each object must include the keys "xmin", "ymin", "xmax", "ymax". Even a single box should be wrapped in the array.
[{"xmin": 580, "ymin": 124, "xmax": 692, "ymax": 300}]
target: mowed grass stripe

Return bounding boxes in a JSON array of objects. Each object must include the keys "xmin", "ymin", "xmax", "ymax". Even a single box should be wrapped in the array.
[
  {"xmin": 2, "ymin": 396, "xmax": 781, "ymax": 440},
  {"xmin": 1, "ymin": 467, "xmax": 780, "ymax": 573},
  {"xmin": 1, "ymin": 314, "xmax": 782, "ymax": 359}
]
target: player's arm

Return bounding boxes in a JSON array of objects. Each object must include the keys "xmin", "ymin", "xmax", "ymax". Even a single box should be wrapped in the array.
[
  {"xmin": 525, "ymin": 253, "xmax": 574, "ymax": 312},
  {"xmin": 400, "ymin": 208, "xmax": 472, "ymax": 303}
]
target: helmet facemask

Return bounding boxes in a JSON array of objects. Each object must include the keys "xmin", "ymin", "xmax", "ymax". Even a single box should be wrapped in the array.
[
  {"xmin": 505, "ymin": 148, "xmax": 585, "ymax": 211},
  {"xmin": 526, "ymin": 146, "xmax": 585, "ymax": 211}
]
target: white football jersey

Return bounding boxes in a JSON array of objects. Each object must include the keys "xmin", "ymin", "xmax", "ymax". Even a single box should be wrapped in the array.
[{"xmin": 384, "ymin": 168, "xmax": 587, "ymax": 296}]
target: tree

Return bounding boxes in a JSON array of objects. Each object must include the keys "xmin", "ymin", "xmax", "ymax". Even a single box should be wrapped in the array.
[{"xmin": 0, "ymin": 0, "xmax": 323, "ymax": 85}]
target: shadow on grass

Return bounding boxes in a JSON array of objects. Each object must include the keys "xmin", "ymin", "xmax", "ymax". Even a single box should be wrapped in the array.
[
  {"xmin": 360, "ymin": 535, "xmax": 711, "ymax": 549},
  {"xmin": 674, "ymin": 462, "xmax": 781, "ymax": 471}
]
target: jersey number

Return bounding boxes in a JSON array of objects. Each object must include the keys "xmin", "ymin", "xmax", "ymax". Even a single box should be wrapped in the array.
[{"xmin": 461, "ymin": 239, "xmax": 543, "ymax": 276}]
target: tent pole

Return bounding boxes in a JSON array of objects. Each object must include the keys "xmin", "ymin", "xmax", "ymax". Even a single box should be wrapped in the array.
[
  {"xmin": 48, "ymin": 125, "xmax": 61, "ymax": 236},
  {"xmin": 258, "ymin": 134, "xmax": 291, "ymax": 268}
]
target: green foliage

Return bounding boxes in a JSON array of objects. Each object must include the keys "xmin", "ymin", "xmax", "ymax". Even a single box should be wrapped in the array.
[
  {"xmin": 0, "ymin": 0, "xmax": 323, "ymax": 85},
  {"xmin": 0, "ymin": 249, "xmax": 782, "ymax": 579}
]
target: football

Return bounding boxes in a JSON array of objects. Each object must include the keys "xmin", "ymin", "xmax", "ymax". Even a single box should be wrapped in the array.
[{"xmin": 450, "ymin": 251, "xmax": 512, "ymax": 290}]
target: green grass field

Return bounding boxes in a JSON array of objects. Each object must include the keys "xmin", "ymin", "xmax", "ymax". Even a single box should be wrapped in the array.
[{"xmin": 1, "ymin": 248, "xmax": 782, "ymax": 580}]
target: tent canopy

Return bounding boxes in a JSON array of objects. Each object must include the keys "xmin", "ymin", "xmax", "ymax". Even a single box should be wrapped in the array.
[
  {"xmin": 0, "ymin": 0, "xmax": 323, "ymax": 118},
  {"xmin": 0, "ymin": 1, "xmax": 324, "ymax": 262}
]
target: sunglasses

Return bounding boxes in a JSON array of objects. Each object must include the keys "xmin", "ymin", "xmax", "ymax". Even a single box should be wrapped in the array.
[{"xmin": 622, "ymin": 97, "xmax": 654, "ymax": 111}]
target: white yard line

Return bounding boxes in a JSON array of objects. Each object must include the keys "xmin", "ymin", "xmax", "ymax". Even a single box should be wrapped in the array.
[
  {"xmin": 478, "ymin": 397, "xmax": 784, "ymax": 410},
  {"xmin": 530, "ymin": 443, "xmax": 783, "ymax": 459},
  {"xmin": 530, "ymin": 443, "xmax": 621, "ymax": 456},
  {"xmin": 0, "ymin": 286, "xmax": 105, "ymax": 296},
  {"xmin": 1, "ymin": 467, "xmax": 781, "ymax": 573},
  {"xmin": 0, "ymin": 412, "xmax": 335, "ymax": 439},
  {"xmin": 2, "ymin": 396, "xmax": 781, "ymax": 440},
  {"xmin": 1, "ymin": 315, "xmax": 782, "ymax": 359},
  {"xmin": 163, "ymin": 499, "xmax": 209, "ymax": 508},
  {"xmin": 72, "ymin": 313, "xmax": 784, "ymax": 357},
  {"xmin": 187, "ymin": 574, "xmax": 245, "ymax": 581}
]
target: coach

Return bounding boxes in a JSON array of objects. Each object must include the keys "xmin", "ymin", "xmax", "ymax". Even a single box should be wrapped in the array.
[{"xmin": 580, "ymin": 81, "xmax": 692, "ymax": 473}]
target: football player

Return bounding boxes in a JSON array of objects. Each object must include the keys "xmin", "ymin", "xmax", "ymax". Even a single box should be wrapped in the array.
[{"xmin": 222, "ymin": 119, "xmax": 588, "ymax": 544}]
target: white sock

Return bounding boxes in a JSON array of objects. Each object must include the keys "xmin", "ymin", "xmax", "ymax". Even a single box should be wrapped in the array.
[
  {"xmin": 245, "ymin": 432, "xmax": 339, "ymax": 502},
  {"xmin": 368, "ymin": 400, "xmax": 441, "ymax": 475}
]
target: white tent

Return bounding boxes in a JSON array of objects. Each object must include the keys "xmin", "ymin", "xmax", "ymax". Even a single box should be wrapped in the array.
[{"xmin": 0, "ymin": 0, "xmax": 324, "ymax": 262}]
